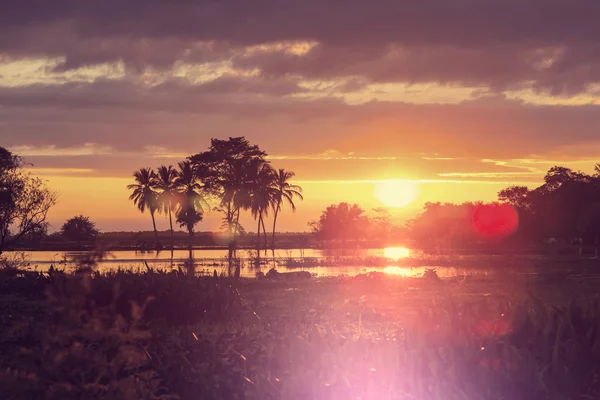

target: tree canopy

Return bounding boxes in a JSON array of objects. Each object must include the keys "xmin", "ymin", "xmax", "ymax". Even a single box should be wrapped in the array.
[
  {"xmin": 0, "ymin": 147, "xmax": 57, "ymax": 254},
  {"xmin": 61, "ymin": 215, "xmax": 99, "ymax": 244},
  {"xmin": 310, "ymin": 202, "xmax": 370, "ymax": 244}
]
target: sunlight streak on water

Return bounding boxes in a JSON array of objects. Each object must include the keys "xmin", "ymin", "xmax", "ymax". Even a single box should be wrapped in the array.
[
  {"xmin": 382, "ymin": 266, "xmax": 416, "ymax": 277},
  {"xmin": 382, "ymin": 266, "xmax": 465, "ymax": 278}
]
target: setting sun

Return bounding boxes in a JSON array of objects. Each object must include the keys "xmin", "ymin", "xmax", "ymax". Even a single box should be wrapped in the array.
[
  {"xmin": 374, "ymin": 180, "xmax": 420, "ymax": 208},
  {"xmin": 383, "ymin": 246, "xmax": 411, "ymax": 259}
]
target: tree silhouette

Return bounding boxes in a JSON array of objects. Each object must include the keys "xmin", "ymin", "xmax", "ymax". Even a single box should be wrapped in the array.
[
  {"xmin": 310, "ymin": 202, "xmax": 369, "ymax": 246},
  {"xmin": 127, "ymin": 168, "xmax": 160, "ymax": 242},
  {"xmin": 0, "ymin": 147, "xmax": 20, "ymax": 174},
  {"xmin": 248, "ymin": 161, "xmax": 277, "ymax": 252},
  {"xmin": 190, "ymin": 137, "xmax": 268, "ymax": 276},
  {"xmin": 174, "ymin": 161, "xmax": 206, "ymax": 240},
  {"xmin": 0, "ymin": 147, "xmax": 57, "ymax": 255},
  {"xmin": 191, "ymin": 138, "xmax": 266, "ymax": 239},
  {"xmin": 370, "ymin": 207, "xmax": 393, "ymax": 243},
  {"xmin": 498, "ymin": 186, "xmax": 531, "ymax": 210},
  {"xmin": 155, "ymin": 165, "xmax": 178, "ymax": 248},
  {"xmin": 61, "ymin": 215, "xmax": 99, "ymax": 245},
  {"xmin": 271, "ymin": 169, "xmax": 303, "ymax": 250}
]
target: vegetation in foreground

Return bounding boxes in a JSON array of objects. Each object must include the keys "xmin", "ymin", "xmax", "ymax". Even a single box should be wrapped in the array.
[{"xmin": 3, "ymin": 261, "xmax": 600, "ymax": 399}]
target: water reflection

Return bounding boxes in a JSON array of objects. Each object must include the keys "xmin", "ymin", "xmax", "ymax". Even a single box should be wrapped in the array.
[
  {"xmin": 382, "ymin": 266, "xmax": 491, "ymax": 279},
  {"xmin": 8, "ymin": 247, "xmax": 495, "ymax": 279},
  {"xmin": 12, "ymin": 247, "xmax": 416, "ymax": 263},
  {"xmin": 382, "ymin": 266, "xmax": 416, "ymax": 277}
]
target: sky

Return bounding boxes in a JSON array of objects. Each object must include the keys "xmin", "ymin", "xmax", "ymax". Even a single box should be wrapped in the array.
[{"xmin": 3, "ymin": 0, "xmax": 600, "ymax": 232}]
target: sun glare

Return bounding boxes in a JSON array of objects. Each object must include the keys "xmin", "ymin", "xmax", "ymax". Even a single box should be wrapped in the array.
[
  {"xmin": 374, "ymin": 180, "xmax": 420, "ymax": 208},
  {"xmin": 383, "ymin": 246, "xmax": 411, "ymax": 259}
]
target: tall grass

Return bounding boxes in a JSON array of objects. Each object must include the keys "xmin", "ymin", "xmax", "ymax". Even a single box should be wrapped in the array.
[{"xmin": 2, "ymin": 262, "xmax": 600, "ymax": 399}]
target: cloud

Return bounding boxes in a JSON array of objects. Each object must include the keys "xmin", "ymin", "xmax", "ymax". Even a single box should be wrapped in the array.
[
  {"xmin": 9, "ymin": 143, "xmax": 112, "ymax": 156},
  {"xmin": 0, "ymin": 76, "xmax": 318, "ymax": 113},
  {"xmin": 2, "ymin": 1, "xmax": 600, "ymax": 94},
  {"xmin": 4, "ymin": 82, "xmax": 600, "ymax": 163}
]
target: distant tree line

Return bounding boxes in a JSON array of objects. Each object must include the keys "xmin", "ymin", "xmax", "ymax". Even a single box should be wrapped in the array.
[
  {"xmin": 406, "ymin": 165, "xmax": 600, "ymax": 251},
  {"xmin": 309, "ymin": 203, "xmax": 406, "ymax": 247},
  {"xmin": 497, "ymin": 165, "xmax": 600, "ymax": 245},
  {"xmin": 311, "ymin": 165, "xmax": 600, "ymax": 252},
  {"xmin": 6, "ymin": 139, "xmax": 600, "ymax": 256}
]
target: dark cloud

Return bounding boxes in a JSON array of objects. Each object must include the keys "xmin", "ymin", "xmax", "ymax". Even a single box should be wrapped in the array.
[
  {"xmin": 3, "ymin": 1, "xmax": 600, "ymax": 92},
  {"xmin": 0, "ymin": 75, "xmax": 310, "ymax": 111},
  {"xmin": 2, "ymin": 77, "xmax": 600, "ymax": 161}
]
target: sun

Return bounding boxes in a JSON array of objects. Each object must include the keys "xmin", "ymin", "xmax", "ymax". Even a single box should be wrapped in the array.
[{"xmin": 374, "ymin": 179, "xmax": 420, "ymax": 208}]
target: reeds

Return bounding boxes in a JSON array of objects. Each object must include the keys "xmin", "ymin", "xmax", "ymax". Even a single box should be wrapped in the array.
[{"xmin": 2, "ymin": 263, "xmax": 600, "ymax": 399}]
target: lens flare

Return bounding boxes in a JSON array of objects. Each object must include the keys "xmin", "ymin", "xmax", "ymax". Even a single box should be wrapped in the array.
[{"xmin": 472, "ymin": 203, "xmax": 519, "ymax": 239}]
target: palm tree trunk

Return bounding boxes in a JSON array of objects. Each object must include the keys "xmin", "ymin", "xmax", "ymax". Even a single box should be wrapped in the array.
[
  {"xmin": 261, "ymin": 216, "xmax": 268, "ymax": 255},
  {"xmin": 228, "ymin": 202, "xmax": 234, "ymax": 242},
  {"xmin": 168, "ymin": 204, "xmax": 174, "ymax": 249},
  {"xmin": 188, "ymin": 225, "xmax": 194, "ymax": 254},
  {"xmin": 271, "ymin": 202, "xmax": 281, "ymax": 250},
  {"xmin": 227, "ymin": 203, "xmax": 233, "ymax": 276},
  {"xmin": 233, "ymin": 207, "xmax": 240, "ymax": 247},
  {"xmin": 151, "ymin": 210, "xmax": 158, "ymax": 238},
  {"xmin": 256, "ymin": 213, "xmax": 262, "ymax": 252},
  {"xmin": 151, "ymin": 209, "xmax": 159, "ymax": 249}
]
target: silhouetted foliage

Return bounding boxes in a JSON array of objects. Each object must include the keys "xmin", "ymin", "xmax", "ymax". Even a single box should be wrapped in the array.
[
  {"xmin": 0, "ymin": 147, "xmax": 57, "ymax": 255},
  {"xmin": 174, "ymin": 161, "xmax": 206, "ymax": 238},
  {"xmin": 155, "ymin": 165, "xmax": 178, "ymax": 247},
  {"xmin": 248, "ymin": 161, "xmax": 277, "ymax": 251},
  {"xmin": 60, "ymin": 215, "xmax": 99, "ymax": 244},
  {"xmin": 370, "ymin": 207, "xmax": 394, "ymax": 242},
  {"xmin": 498, "ymin": 166, "xmax": 600, "ymax": 244},
  {"xmin": 127, "ymin": 167, "xmax": 160, "ymax": 240},
  {"xmin": 127, "ymin": 137, "xmax": 302, "ymax": 275},
  {"xmin": 310, "ymin": 202, "xmax": 369, "ymax": 245},
  {"xmin": 498, "ymin": 185, "xmax": 531, "ymax": 210},
  {"xmin": 407, "ymin": 165, "xmax": 600, "ymax": 251},
  {"xmin": 408, "ymin": 202, "xmax": 520, "ymax": 251},
  {"xmin": 190, "ymin": 137, "xmax": 268, "ymax": 249},
  {"xmin": 0, "ymin": 146, "xmax": 20, "ymax": 173},
  {"xmin": 271, "ymin": 169, "xmax": 303, "ymax": 249}
]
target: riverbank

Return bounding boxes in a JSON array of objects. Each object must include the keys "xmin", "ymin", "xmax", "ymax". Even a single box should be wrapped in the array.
[{"xmin": 2, "ymin": 265, "xmax": 600, "ymax": 399}]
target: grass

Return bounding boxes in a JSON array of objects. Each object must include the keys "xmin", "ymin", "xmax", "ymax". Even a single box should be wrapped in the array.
[{"xmin": 2, "ymin": 258, "xmax": 600, "ymax": 399}]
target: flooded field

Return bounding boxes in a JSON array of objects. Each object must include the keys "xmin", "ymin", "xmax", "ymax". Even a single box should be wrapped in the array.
[{"xmin": 4, "ymin": 247, "xmax": 593, "ymax": 279}]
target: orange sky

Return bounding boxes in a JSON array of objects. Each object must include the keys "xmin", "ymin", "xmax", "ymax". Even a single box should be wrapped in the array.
[{"xmin": 23, "ymin": 155, "xmax": 597, "ymax": 233}]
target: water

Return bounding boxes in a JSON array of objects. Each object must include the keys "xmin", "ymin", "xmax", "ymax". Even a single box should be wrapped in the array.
[
  {"xmin": 2, "ymin": 247, "xmax": 498, "ymax": 278},
  {"xmin": 10, "ymin": 248, "xmax": 411, "ymax": 263}
]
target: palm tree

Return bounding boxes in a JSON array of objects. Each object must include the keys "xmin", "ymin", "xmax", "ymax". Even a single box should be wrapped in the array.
[
  {"xmin": 155, "ymin": 165, "xmax": 178, "ymax": 248},
  {"xmin": 220, "ymin": 159, "xmax": 254, "ymax": 244},
  {"xmin": 249, "ymin": 161, "xmax": 277, "ymax": 252},
  {"xmin": 271, "ymin": 169, "xmax": 303, "ymax": 250},
  {"xmin": 174, "ymin": 161, "xmax": 207, "ymax": 240},
  {"xmin": 127, "ymin": 168, "xmax": 160, "ymax": 241}
]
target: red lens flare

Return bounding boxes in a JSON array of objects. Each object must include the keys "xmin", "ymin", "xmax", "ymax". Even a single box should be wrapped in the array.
[{"xmin": 472, "ymin": 203, "xmax": 519, "ymax": 239}]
